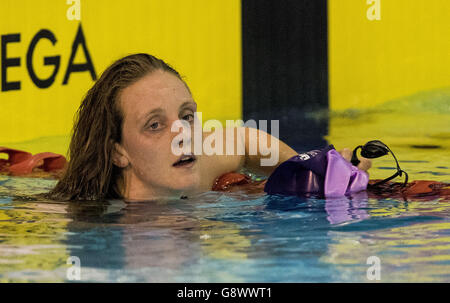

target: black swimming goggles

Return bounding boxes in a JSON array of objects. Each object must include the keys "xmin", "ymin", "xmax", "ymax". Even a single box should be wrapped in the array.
[{"xmin": 351, "ymin": 140, "xmax": 409, "ymax": 188}]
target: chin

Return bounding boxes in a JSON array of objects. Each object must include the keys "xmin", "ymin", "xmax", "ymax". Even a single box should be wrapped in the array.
[{"xmin": 172, "ymin": 177, "xmax": 200, "ymax": 192}]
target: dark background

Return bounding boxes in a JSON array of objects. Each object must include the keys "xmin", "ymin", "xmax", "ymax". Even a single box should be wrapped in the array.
[{"xmin": 242, "ymin": 0, "xmax": 329, "ymax": 152}]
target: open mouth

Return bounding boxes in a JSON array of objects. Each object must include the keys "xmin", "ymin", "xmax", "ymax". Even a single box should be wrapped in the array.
[{"xmin": 172, "ymin": 154, "xmax": 197, "ymax": 167}]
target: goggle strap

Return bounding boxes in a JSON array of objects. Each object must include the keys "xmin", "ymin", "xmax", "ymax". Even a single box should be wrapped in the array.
[
  {"xmin": 351, "ymin": 146, "xmax": 363, "ymax": 166},
  {"xmin": 352, "ymin": 140, "xmax": 409, "ymax": 188}
]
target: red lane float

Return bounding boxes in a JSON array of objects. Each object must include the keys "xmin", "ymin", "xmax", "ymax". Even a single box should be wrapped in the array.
[
  {"xmin": 212, "ymin": 172, "xmax": 251, "ymax": 191},
  {"xmin": 0, "ymin": 147, "xmax": 66, "ymax": 176},
  {"xmin": 213, "ymin": 172, "xmax": 450, "ymax": 201},
  {"xmin": 0, "ymin": 147, "xmax": 33, "ymax": 172}
]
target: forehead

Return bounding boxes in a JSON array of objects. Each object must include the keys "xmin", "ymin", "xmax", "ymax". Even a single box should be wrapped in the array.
[{"xmin": 119, "ymin": 70, "xmax": 192, "ymax": 119}]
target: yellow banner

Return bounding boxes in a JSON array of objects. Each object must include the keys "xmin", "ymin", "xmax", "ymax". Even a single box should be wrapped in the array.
[
  {"xmin": 329, "ymin": 0, "xmax": 450, "ymax": 110},
  {"xmin": 0, "ymin": 0, "xmax": 241, "ymax": 154}
]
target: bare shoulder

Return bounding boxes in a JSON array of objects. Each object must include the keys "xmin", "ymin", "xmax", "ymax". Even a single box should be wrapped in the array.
[{"xmin": 196, "ymin": 127, "xmax": 245, "ymax": 190}]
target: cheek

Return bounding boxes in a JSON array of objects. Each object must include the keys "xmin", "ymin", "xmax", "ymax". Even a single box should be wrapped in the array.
[
  {"xmin": 127, "ymin": 139, "xmax": 159, "ymax": 167},
  {"xmin": 123, "ymin": 131, "xmax": 171, "ymax": 174}
]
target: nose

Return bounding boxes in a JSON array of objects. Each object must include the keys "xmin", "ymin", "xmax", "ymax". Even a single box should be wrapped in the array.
[
  {"xmin": 176, "ymin": 129, "xmax": 192, "ymax": 147},
  {"xmin": 171, "ymin": 119, "xmax": 193, "ymax": 153}
]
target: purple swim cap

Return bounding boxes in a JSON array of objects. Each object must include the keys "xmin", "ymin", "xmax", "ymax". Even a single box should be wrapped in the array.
[{"xmin": 264, "ymin": 145, "xmax": 369, "ymax": 198}]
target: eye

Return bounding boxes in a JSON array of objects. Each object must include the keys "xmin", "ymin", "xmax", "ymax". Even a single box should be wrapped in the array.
[
  {"xmin": 183, "ymin": 113, "xmax": 194, "ymax": 123},
  {"xmin": 147, "ymin": 121, "xmax": 163, "ymax": 131}
]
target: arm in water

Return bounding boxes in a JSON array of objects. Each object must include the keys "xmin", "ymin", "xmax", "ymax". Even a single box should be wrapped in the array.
[
  {"xmin": 198, "ymin": 127, "xmax": 372, "ymax": 190},
  {"xmin": 239, "ymin": 127, "xmax": 371, "ymax": 177}
]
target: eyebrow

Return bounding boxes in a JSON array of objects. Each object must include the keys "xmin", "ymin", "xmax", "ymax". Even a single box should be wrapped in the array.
[
  {"xmin": 179, "ymin": 101, "xmax": 197, "ymax": 110},
  {"xmin": 140, "ymin": 108, "xmax": 164, "ymax": 124},
  {"xmin": 139, "ymin": 101, "xmax": 197, "ymax": 123}
]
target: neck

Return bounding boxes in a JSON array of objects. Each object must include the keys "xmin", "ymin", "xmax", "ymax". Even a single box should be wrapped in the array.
[{"xmin": 118, "ymin": 168, "xmax": 190, "ymax": 202}]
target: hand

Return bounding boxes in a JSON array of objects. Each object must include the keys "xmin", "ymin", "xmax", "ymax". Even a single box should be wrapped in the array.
[{"xmin": 339, "ymin": 148, "xmax": 372, "ymax": 172}]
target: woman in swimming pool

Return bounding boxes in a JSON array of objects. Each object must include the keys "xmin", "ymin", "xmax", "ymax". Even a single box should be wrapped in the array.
[{"xmin": 47, "ymin": 53, "xmax": 371, "ymax": 201}]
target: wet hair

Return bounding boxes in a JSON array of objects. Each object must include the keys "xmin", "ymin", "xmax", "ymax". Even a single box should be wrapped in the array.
[{"xmin": 46, "ymin": 53, "xmax": 185, "ymax": 201}]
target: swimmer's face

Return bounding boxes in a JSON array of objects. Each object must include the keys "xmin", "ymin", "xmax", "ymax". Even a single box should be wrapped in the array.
[{"xmin": 114, "ymin": 70, "xmax": 201, "ymax": 199}]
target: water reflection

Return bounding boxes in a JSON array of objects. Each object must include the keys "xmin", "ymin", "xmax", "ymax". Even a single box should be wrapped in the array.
[
  {"xmin": 1, "ymin": 176, "xmax": 450, "ymax": 282},
  {"xmin": 0, "ymin": 196, "xmax": 70, "ymax": 282},
  {"xmin": 324, "ymin": 192, "xmax": 370, "ymax": 225},
  {"xmin": 63, "ymin": 196, "xmax": 257, "ymax": 282},
  {"xmin": 322, "ymin": 221, "xmax": 450, "ymax": 282}
]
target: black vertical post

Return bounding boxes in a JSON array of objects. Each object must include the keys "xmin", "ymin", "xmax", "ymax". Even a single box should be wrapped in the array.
[{"xmin": 242, "ymin": 0, "xmax": 329, "ymax": 152}]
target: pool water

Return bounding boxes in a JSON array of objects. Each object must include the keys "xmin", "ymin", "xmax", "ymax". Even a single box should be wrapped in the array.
[
  {"xmin": 0, "ymin": 174, "xmax": 449, "ymax": 282},
  {"xmin": 0, "ymin": 93, "xmax": 449, "ymax": 282}
]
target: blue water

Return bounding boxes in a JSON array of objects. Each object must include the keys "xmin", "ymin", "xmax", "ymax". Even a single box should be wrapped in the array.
[{"xmin": 0, "ymin": 173, "xmax": 449, "ymax": 282}]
